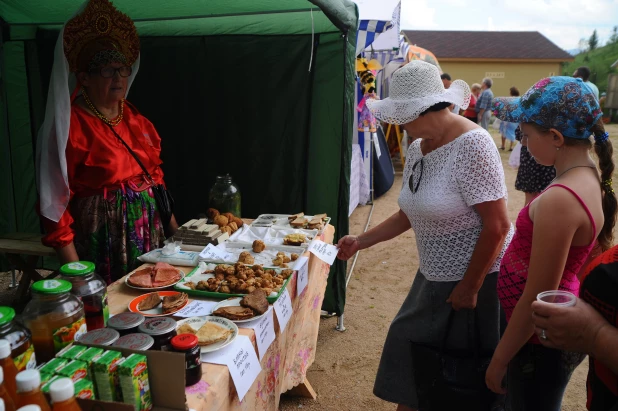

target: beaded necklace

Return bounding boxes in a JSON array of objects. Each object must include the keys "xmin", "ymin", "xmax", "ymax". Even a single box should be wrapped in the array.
[{"xmin": 82, "ymin": 88, "xmax": 124, "ymax": 127}]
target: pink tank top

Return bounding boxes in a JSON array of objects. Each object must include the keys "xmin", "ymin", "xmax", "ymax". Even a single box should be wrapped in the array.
[{"xmin": 498, "ymin": 184, "xmax": 597, "ymax": 343}]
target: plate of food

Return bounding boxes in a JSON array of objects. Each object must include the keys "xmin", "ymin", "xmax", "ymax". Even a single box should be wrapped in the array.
[
  {"xmin": 175, "ymin": 316, "xmax": 238, "ymax": 353},
  {"xmin": 125, "ymin": 263, "xmax": 185, "ymax": 290},
  {"xmin": 128, "ymin": 291, "xmax": 189, "ymax": 317},
  {"xmin": 211, "ymin": 289, "xmax": 270, "ymax": 323}
]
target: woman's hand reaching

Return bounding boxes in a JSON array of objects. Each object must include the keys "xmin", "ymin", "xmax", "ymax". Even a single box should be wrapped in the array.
[{"xmin": 337, "ymin": 235, "xmax": 361, "ymax": 261}]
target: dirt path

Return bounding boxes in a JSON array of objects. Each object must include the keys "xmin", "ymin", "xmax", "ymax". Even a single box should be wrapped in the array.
[{"xmin": 281, "ymin": 124, "xmax": 618, "ymax": 411}]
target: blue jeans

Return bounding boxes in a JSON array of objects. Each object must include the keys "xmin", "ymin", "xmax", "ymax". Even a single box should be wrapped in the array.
[{"xmin": 505, "ymin": 343, "xmax": 586, "ymax": 411}]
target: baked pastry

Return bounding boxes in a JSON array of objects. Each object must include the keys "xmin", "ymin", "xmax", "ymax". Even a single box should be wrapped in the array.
[
  {"xmin": 288, "ymin": 212, "xmax": 304, "ymax": 222},
  {"xmin": 272, "ymin": 256, "xmax": 283, "ymax": 266},
  {"xmin": 207, "ymin": 208, "xmax": 220, "ymax": 220},
  {"xmin": 238, "ymin": 251, "xmax": 255, "ymax": 264},
  {"xmin": 252, "ymin": 240, "xmax": 266, "ymax": 253},
  {"xmin": 220, "ymin": 226, "xmax": 233, "ymax": 235},
  {"xmin": 291, "ymin": 253, "xmax": 299, "ymax": 261},
  {"xmin": 162, "ymin": 293, "xmax": 188, "ymax": 314},
  {"xmin": 138, "ymin": 293, "xmax": 161, "ymax": 311},
  {"xmin": 177, "ymin": 323, "xmax": 197, "ymax": 335},
  {"xmin": 214, "ymin": 215, "xmax": 229, "ymax": 227},
  {"xmin": 228, "ymin": 222, "xmax": 238, "ymax": 232},
  {"xmin": 222, "ymin": 212, "xmax": 235, "ymax": 222},
  {"xmin": 232, "ymin": 217, "xmax": 244, "ymax": 227},
  {"xmin": 281, "ymin": 269, "xmax": 294, "ymax": 279},
  {"xmin": 290, "ymin": 217, "xmax": 308, "ymax": 228},
  {"xmin": 240, "ymin": 289, "xmax": 269, "ymax": 315},
  {"xmin": 212, "ymin": 306, "xmax": 254, "ymax": 321},
  {"xmin": 196, "ymin": 322, "xmax": 232, "ymax": 346},
  {"xmin": 284, "ymin": 233, "xmax": 306, "ymax": 246}
]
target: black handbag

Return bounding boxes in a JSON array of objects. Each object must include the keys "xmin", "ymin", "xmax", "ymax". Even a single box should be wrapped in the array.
[
  {"xmin": 410, "ymin": 308, "xmax": 497, "ymax": 411},
  {"xmin": 105, "ymin": 124, "xmax": 175, "ymax": 236}
]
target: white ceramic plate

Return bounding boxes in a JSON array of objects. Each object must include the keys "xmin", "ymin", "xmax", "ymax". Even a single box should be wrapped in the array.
[
  {"xmin": 175, "ymin": 316, "xmax": 238, "ymax": 353},
  {"xmin": 124, "ymin": 268, "xmax": 185, "ymax": 291},
  {"xmin": 211, "ymin": 297, "xmax": 268, "ymax": 323}
]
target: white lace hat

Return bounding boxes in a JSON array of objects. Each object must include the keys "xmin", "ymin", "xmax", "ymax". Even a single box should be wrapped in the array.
[{"xmin": 366, "ymin": 60, "xmax": 471, "ymax": 125}]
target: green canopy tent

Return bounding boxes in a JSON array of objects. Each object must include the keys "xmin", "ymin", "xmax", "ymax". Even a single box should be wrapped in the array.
[{"xmin": 0, "ymin": 0, "xmax": 358, "ymax": 316}]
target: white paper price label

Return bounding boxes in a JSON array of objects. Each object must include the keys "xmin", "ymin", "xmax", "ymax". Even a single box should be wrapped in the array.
[
  {"xmin": 294, "ymin": 256, "xmax": 309, "ymax": 296},
  {"xmin": 308, "ymin": 239, "xmax": 338, "ymax": 265},
  {"xmin": 244, "ymin": 307, "xmax": 275, "ymax": 361},
  {"xmin": 273, "ymin": 288, "xmax": 293, "ymax": 332},
  {"xmin": 199, "ymin": 244, "xmax": 233, "ymax": 261},
  {"xmin": 173, "ymin": 300, "xmax": 217, "ymax": 318},
  {"xmin": 200, "ymin": 335, "xmax": 261, "ymax": 401}
]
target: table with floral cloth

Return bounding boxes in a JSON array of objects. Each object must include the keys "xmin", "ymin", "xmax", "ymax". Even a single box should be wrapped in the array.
[{"xmin": 106, "ymin": 225, "xmax": 335, "ymax": 410}]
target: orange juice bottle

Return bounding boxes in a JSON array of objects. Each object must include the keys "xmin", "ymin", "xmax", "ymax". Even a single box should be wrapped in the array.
[
  {"xmin": 17, "ymin": 406, "xmax": 42, "ymax": 411},
  {"xmin": 0, "ymin": 341, "xmax": 17, "ymax": 406},
  {"xmin": 15, "ymin": 371, "xmax": 49, "ymax": 411},
  {"xmin": 0, "ymin": 368, "xmax": 16, "ymax": 411},
  {"xmin": 49, "ymin": 379, "xmax": 80, "ymax": 411}
]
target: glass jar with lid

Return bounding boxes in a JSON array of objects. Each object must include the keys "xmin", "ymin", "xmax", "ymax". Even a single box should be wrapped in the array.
[
  {"xmin": 77, "ymin": 328, "xmax": 120, "ymax": 347},
  {"xmin": 171, "ymin": 334, "xmax": 202, "ymax": 386},
  {"xmin": 137, "ymin": 318, "xmax": 177, "ymax": 351},
  {"xmin": 112, "ymin": 333, "xmax": 154, "ymax": 351},
  {"xmin": 107, "ymin": 313, "xmax": 145, "ymax": 336},
  {"xmin": 0, "ymin": 307, "xmax": 36, "ymax": 371},
  {"xmin": 208, "ymin": 174, "xmax": 241, "ymax": 217},
  {"xmin": 59, "ymin": 261, "xmax": 108, "ymax": 330},
  {"xmin": 22, "ymin": 280, "xmax": 86, "ymax": 363}
]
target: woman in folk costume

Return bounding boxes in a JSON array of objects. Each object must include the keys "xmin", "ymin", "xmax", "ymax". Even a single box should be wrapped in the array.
[{"xmin": 37, "ymin": 0, "xmax": 178, "ymax": 284}]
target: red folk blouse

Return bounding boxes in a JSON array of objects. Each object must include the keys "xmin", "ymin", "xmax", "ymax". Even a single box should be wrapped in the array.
[{"xmin": 41, "ymin": 102, "xmax": 165, "ymax": 248}]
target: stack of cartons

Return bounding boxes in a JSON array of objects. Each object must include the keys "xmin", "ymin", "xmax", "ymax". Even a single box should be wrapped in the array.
[{"xmin": 171, "ymin": 218, "xmax": 229, "ymax": 247}]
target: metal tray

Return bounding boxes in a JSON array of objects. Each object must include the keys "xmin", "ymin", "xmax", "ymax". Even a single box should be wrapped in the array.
[{"xmin": 253, "ymin": 214, "xmax": 331, "ymax": 233}]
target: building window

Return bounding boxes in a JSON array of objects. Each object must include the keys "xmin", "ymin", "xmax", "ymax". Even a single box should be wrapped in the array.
[{"xmin": 485, "ymin": 72, "xmax": 505, "ymax": 78}]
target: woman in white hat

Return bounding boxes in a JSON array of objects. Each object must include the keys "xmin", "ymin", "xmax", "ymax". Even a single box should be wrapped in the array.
[{"xmin": 337, "ymin": 61, "xmax": 513, "ymax": 411}]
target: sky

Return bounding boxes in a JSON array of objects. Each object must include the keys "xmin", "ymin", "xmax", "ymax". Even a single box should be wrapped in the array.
[{"xmin": 400, "ymin": 0, "xmax": 618, "ymax": 51}]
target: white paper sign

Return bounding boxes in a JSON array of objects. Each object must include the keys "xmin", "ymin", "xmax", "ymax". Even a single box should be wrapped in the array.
[
  {"xmin": 273, "ymin": 288, "xmax": 293, "ymax": 332},
  {"xmin": 294, "ymin": 256, "xmax": 309, "ymax": 296},
  {"xmin": 200, "ymin": 335, "xmax": 261, "ymax": 401},
  {"xmin": 243, "ymin": 307, "xmax": 275, "ymax": 361},
  {"xmin": 199, "ymin": 244, "xmax": 233, "ymax": 261},
  {"xmin": 373, "ymin": 133, "xmax": 382, "ymax": 158},
  {"xmin": 308, "ymin": 239, "xmax": 339, "ymax": 265},
  {"xmin": 173, "ymin": 300, "xmax": 218, "ymax": 318}
]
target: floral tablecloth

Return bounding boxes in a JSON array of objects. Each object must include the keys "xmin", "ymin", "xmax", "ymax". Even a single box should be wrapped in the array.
[{"xmin": 107, "ymin": 226, "xmax": 334, "ymax": 410}]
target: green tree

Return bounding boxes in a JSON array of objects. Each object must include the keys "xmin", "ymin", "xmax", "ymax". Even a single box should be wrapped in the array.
[
  {"xmin": 589, "ymin": 29, "xmax": 599, "ymax": 50},
  {"xmin": 609, "ymin": 26, "xmax": 618, "ymax": 45}
]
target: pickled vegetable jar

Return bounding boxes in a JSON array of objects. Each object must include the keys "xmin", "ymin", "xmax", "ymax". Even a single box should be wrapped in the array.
[
  {"xmin": 22, "ymin": 280, "xmax": 86, "ymax": 363},
  {"xmin": 0, "ymin": 307, "xmax": 36, "ymax": 371},
  {"xmin": 59, "ymin": 261, "xmax": 108, "ymax": 330},
  {"xmin": 208, "ymin": 175, "xmax": 241, "ymax": 217}
]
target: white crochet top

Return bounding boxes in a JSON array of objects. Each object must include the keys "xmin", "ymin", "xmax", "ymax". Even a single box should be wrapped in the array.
[{"xmin": 399, "ymin": 128, "xmax": 514, "ymax": 281}]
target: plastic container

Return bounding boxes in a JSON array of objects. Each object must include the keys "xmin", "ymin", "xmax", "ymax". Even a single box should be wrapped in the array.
[
  {"xmin": 76, "ymin": 329, "xmax": 119, "ymax": 347},
  {"xmin": 0, "ymin": 308, "xmax": 35, "ymax": 372},
  {"xmin": 208, "ymin": 175, "xmax": 241, "ymax": 217},
  {"xmin": 0, "ymin": 368, "xmax": 16, "ymax": 411},
  {"xmin": 112, "ymin": 334, "xmax": 154, "ymax": 351},
  {"xmin": 15, "ymin": 370, "xmax": 50, "ymax": 411},
  {"xmin": 49, "ymin": 378, "xmax": 81, "ymax": 411},
  {"xmin": 22, "ymin": 280, "xmax": 86, "ymax": 363},
  {"xmin": 59, "ymin": 262, "xmax": 108, "ymax": 330},
  {"xmin": 106, "ymin": 313, "xmax": 144, "ymax": 336},
  {"xmin": 171, "ymin": 334, "xmax": 202, "ymax": 386},
  {"xmin": 137, "ymin": 318, "xmax": 177, "ymax": 351},
  {"xmin": 0, "ymin": 341, "xmax": 18, "ymax": 406},
  {"xmin": 536, "ymin": 290, "xmax": 577, "ymax": 307}
]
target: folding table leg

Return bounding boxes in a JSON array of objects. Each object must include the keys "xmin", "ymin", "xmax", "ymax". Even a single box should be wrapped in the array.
[{"xmin": 8, "ymin": 269, "xmax": 18, "ymax": 289}]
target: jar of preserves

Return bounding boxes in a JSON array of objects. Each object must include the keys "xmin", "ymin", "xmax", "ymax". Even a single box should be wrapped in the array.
[
  {"xmin": 171, "ymin": 334, "xmax": 202, "ymax": 386},
  {"xmin": 137, "ymin": 318, "xmax": 177, "ymax": 351},
  {"xmin": 22, "ymin": 280, "xmax": 86, "ymax": 363},
  {"xmin": 59, "ymin": 262, "xmax": 108, "ymax": 330},
  {"xmin": 77, "ymin": 328, "xmax": 119, "ymax": 347},
  {"xmin": 208, "ymin": 175, "xmax": 241, "ymax": 217},
  {"xmin": 0, "ymin": 308, "xmax": 36, "ymax": 371},
  {"xmin": 106, "ymin": 313, "xmax": 144, "ymax": 336},
  {"xmin": 112, "ymin": 334, "xmax": 153, "ymax": 351}
]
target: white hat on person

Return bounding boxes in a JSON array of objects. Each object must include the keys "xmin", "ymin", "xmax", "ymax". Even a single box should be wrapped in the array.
[{"xmin": 366, "ymin": 60, "xmax": 471, "ymax": 125}]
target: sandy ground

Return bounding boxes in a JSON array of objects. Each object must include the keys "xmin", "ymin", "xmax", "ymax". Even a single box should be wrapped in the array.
[{"xmin": 280, "ymin": 124, "xmax": 618, "ymax": 411}]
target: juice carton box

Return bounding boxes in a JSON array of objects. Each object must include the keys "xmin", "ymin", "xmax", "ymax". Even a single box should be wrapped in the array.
[
  {"xmin": 74, "ymin": 378, "xmax": 96, "ymax": 400},
  {"xmin": 77, "ymin": 347, "xmax": 104, "ymax": 365},
  {"xmin": 40, "ymin": 372, "xmax": 55, "ymax": 386},
  {"xmin": 56, "ymin": 344, "xmax": 87, "ymax": 360},
  {"xmin": 38, "ymin": 357, "xmax": 69, "ymax": 375},
  {"xmin": 42, "ymin": 375, "xmax": 62, "ymax": 394},
  {"xmin": 119, "ymin": 354, "xmax": 152, "ymax": 411},
  {"xmin": 57, "ymin": 360, "xmax": 89, "ymax": 382},
  {"xmin": 93, "ymin": 350, "xmax": 124, "ymax": 402}
]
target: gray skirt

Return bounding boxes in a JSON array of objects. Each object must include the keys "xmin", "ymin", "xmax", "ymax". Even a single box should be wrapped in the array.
[{"xmin": 373, "ymin": 271, "xmax": 503, "ymax": 409}]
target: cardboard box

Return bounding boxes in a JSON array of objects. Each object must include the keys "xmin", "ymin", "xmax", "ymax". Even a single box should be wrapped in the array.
[
  {"xmin": 75, "ymin": 343, "xmax": 186, "ymax": 411},
  {"xmin": 118, "ymin": 354, "xmax": 152, "ymax": 411}
]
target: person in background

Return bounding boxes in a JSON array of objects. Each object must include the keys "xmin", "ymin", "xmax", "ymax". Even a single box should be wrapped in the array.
[
  {"xmin": 441, "ymin": 73, "xmax": 461, "ymax": 114},
  {"xmin": 476, "ymin": 77, "xmax": 494, "ymax": 130},
  {"xmin": 498, "ymin": 87, "xmax": 520, "ymax": 151},
  {"xmin": 463, "ymin": 83, "xmax": 482, "ymax": 123},
  {"xmin": 574, "ymin": 66, "xmax": 600, "ymax": 100},
  {"xmin": 532, "ymin": 243, "xmax": 618, "ymax": 411},
  {"xmin": 485, "ymin": 76, "xmax": 616, "ymax": 411}
]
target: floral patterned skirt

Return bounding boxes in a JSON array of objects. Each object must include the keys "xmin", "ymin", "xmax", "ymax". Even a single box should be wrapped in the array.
[{"xmin": 71, "ymin": 187, "xmax": 165, "ymax": 284}]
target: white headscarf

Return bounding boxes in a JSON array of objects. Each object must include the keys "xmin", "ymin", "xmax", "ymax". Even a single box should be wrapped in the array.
[{"xmin": 36, "ymin": 0, "xmax": 140, "ymax": 223}]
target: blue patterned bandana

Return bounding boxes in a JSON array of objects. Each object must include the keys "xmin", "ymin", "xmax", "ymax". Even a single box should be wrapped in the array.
[{"xmin": 492, "ymin": 77, "xmax": 602, "ymax": 140}]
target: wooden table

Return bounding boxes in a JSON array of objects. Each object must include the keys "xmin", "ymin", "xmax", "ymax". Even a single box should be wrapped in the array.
[
  {"xmin": 107, "ymin": 226, "xmax": 334, "ymax": 410},
  {"xmin": 0, "ymin": 233, "xmax": 56, "ymax": 302}
]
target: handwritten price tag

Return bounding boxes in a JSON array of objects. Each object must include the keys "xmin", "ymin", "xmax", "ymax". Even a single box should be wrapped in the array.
[
  {"xmin": 199, "ymin": 244, "xmax": 233, "ymax": 261},
  {"xmin": 244, "ymin": 307, "xmax": 275, "ymax": 361},
  {"xmin": 173, "ymin": 300, "xmax": 217, "ymax": 318},
  {"xmin": 294, "ymin": 256, "xmax": 309, "ymax": 296},
  {"xmin": 200, "ymin": 335, "xmax": 261, "ymax": 401},
  {"xmin": 273, "ymin": 288, "xmax": 293, "ymax": 332},
  {"xmin": 308, "ymin": 239, "xmax": 338, "ymax": 265}
]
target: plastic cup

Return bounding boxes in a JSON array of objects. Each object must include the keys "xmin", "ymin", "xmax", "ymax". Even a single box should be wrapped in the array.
[{"xmin": 536, "ymin": 290, "xmax": 577, "ymax": 307}]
